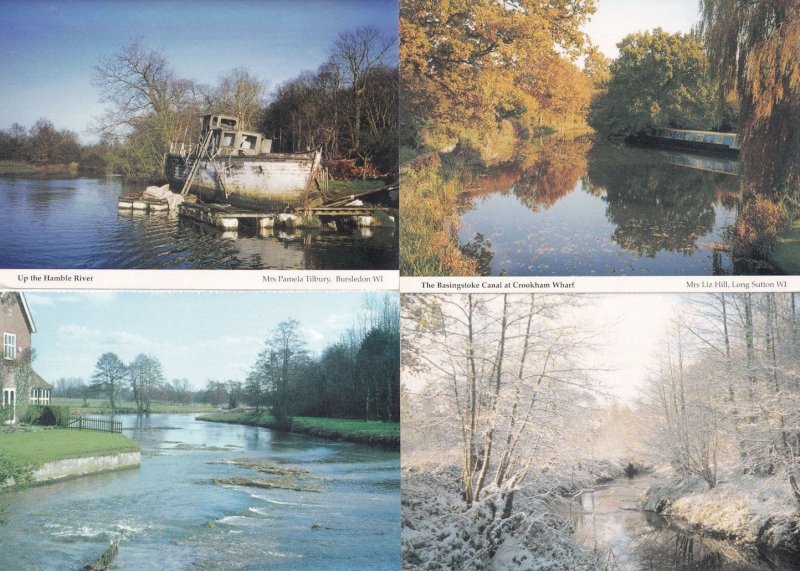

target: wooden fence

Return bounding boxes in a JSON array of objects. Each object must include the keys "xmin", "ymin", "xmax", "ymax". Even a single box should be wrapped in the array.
[{"xmin": 63, "ymin": 416, "xmax": 122, "ymax": 434}]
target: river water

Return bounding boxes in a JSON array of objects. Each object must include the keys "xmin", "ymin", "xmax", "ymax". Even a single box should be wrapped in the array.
[
  {"xmin": 0, "ymin": 414, "xmax": 400, "ymax": 570},
  {"xmin": 456, "ymin": 138, "xmax": 778, "ymax": 275},
  {"xmin": 568, "ymin": 475, "xmax": 792, "ymax": 570},
  {"xmin": 0, "ymin": 177, "xmax": 397, "ymax": 269}
]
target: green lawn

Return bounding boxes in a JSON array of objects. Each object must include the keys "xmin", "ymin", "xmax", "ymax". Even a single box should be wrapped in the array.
[
  {"xmin": 0, "ymin": 429, "xmax": 140, "ymax": 465},
  {"xmin": 196, "ymin": 412, "xmax": 400, "ymax": 450},
  {"xmin": 51, "ymin": 398, "xmax": 217, "ymax": 415}
]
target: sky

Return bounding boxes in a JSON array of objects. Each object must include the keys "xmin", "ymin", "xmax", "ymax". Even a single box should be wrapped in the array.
[
  {"xmin": 402, "ymin": 293, "xmax": 684, "ymax": 404},
  {"xmin": 0, "ymin": 0, "xmax": 398, "ymax": 142},
  {"xmin": 584, "ymin": 0, "xmax": 701, "ymax": 58},
  {"xmin": 23, "ymin": 291, "xmax": 395, "ymax": 390}
]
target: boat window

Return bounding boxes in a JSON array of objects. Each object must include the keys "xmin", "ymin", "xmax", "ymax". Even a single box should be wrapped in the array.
[
  {"xmin": 222, "ymin": 133, "xmax": 235, "ymax": 147},
  {"xmin": 723, "ymin": 136, "xmax": 733, "ymax": 146},
  {"xmin": 240, "ymin": 135, "xmax": 258, "ymax": 150}
]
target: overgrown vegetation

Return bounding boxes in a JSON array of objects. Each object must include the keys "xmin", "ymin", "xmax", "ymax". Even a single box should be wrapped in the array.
[{"xmin": 399, "ymin": 155, "xmax": 477, "ymax": 276}]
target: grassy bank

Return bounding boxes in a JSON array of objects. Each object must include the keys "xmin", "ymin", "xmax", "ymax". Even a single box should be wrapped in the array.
[
  {"xmin": 0, "ymin": 160, "xmax": 80, "ymax": 176},
  {"xmin": 51, "ymin": 398, "xmax": 217, "ymax": 415},
  {"xmin": 400, "ymin": 155, "xmax": 477, "ymax": 276},
  {"xmin": 0, "ymin": 429, "xmax": 140, "ymax": 465},
  {"xmin": 769, "ymin": 217, "xmax": 800, "ymax": 273},
  {"xmin": 327, "ymin": 178, "xmax": 387, "ymax": 196},
  {"xmin": 196, "ymin": 412, "xmax": 400, "ymax": 450}
]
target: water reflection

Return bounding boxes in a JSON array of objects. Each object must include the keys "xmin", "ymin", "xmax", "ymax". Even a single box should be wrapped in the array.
[
  {"xmin": 585, "ymin": 145, "xmax": 738, "ymax": 257},
  {"xmin": 0, "ymin": 176, "xmax": 397, "ymax": 269},
  {"xmin": 569, "ymin": 480, "xmax": 785, "ymax": 570},
  {"xmin": 456, "ymin": 137, "xmax": 769, "ymax": 275}
]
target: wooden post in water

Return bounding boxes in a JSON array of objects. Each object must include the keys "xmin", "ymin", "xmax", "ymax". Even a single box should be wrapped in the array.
[{"xmin": 84, "ymin": 538, "xmax": 119, "ymax": 570}]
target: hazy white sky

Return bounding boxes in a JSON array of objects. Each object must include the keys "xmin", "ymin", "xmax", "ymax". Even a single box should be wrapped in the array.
[
  {"xmin": 584, "ymin": 0, "xmax": 701, "ymax": 58},
  {"xmin": 402, "ymin": 294, "xmax": 684, "ymax": 404}
]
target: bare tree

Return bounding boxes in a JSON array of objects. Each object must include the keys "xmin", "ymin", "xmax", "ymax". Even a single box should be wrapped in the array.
[
  {"xmin": 92, "ymin": 39, "xmax": 199, "ymax": 176},
  {"xmin": 205, "ymin": 67, "xmax": 266, "ymax": 130},
  {"xmin": 403, "ymin": 293, "xmax": 598, "ymax": 518},
  {"xmin": 329, "ymin": 26, "xmax": 395, "ymax": 152},
  {"xmin": 128, "ymin": 354, "xmax": 165, "ymax": 413},
  {"xmin": 91, "ymin": 352, "xmax": 126, "ymax": 410}
]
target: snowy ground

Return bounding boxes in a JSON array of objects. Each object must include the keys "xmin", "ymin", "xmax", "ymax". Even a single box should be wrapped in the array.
[
  {"xmin": 641, "ymin": 465, "xmax": 800, "ymax": 558},
  {"xmin": 401, "ymin": 464, "xmax": 611, "ymax": 570}
]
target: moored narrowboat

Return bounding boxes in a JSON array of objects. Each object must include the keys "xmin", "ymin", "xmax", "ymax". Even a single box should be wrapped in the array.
[{"xmin": 629, "ymin": 128, "xmax": 740, "ymax": 156}]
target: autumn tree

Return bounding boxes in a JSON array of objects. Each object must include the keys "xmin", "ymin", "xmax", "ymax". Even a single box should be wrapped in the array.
[
  {"xmin": 401, "ymin": 0, "xmax": 596, "ymax": 152},
  {"xmin": 90, "ymin": 352, "xmax": 127, "ymax": 410},
  {"xmin": 700, "ymin": 0, "xmax": 800, "ymax": 201},
  {"xmin": 589, "ymin": 29, "xmax": 718, "ymax": 137}
]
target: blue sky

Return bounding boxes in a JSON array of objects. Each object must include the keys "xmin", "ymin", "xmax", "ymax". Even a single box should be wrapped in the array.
[
  {"xmin": 23, "ymin": 291, "xmax": 396, "ymax": 389},
  {"xmin": 0, "ymin": 0, "xmax": 398, "ymax": 141}
]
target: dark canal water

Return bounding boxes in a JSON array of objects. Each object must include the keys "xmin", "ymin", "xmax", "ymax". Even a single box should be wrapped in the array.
[
  {"xmin": 0, "ymin": 177, "xmax": 397, "ymax": 269},
  {"xmin": 0, "ymin": 414, "xmax": 400, "ymax": 570},
  {"xmin": 456, "ymin": 138, "xmax": 777, "ymax": 275},
  {"xmin": 568, "ymin": 475, "xmax": 793, "ymax": 570}
]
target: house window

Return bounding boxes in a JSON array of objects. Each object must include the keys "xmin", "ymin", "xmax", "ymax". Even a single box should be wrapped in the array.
[{"xmin": 3, "ymin": 333, "xmax": 15, "ymax": 360}]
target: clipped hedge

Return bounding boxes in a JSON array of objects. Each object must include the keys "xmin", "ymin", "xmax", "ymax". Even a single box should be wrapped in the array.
[{"xmin": 22, "ymin": 405, "xmax": 70, "ymax": 427}]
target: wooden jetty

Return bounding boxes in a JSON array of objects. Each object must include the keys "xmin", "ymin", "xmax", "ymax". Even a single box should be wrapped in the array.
[
  {"xmin": 178, "ymin": 184, "xmax": 398, "ymax": 231},
  {"xmin": 117, "ymin": 192, "xmax": 170, "ymax": 212},
  {"xmin": 179, "ymin": 202, "xmax": 395, "ymax": 231}
]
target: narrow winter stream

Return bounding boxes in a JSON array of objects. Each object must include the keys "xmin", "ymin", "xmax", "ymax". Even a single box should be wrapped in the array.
[{"xmin": 566, "ymin": 475, "xmax": 787, "ymax": 570}]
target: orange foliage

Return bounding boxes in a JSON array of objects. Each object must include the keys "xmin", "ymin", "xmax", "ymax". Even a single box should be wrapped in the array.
[{"xmin": 733, "ymin": 195, "xmax": 786, "ymax": 258}]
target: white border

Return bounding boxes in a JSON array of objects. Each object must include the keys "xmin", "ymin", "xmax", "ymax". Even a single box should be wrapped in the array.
[
  {"xmin": 400, "ymin": 275, "xmax": 800, "ymax": 293},
  {"xmin": 0, "ymin": 270, "xmax": 398, "ymax": 291}
]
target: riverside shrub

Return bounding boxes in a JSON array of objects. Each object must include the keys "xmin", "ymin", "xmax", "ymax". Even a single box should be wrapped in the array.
[
  {"xmin": 733, "ymin": 195, "xmax": 785, "ymax": 257},
  {"xmin": 22, "ymin": 405, "xmax": 70, "ymax": 427}
]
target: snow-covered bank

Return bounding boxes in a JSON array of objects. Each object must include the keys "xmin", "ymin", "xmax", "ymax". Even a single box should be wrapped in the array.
[
  {"xmin": 402, "ymin": 465, "xmax": 607, "ymax": 570},
  {"xmin": 641, "ymin": 468, "xmax": 800, "ymax": 561}
]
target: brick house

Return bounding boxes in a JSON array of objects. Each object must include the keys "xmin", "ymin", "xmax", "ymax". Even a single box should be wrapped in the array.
[{"xmin": 1, "ymin": 292, "xmax": 52, "ymax": 422}]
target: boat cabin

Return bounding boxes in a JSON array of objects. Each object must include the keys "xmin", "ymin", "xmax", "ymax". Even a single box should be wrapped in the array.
[{"xmin": 202, "ymin": 114, "xmax": 273, "ymax": 157}]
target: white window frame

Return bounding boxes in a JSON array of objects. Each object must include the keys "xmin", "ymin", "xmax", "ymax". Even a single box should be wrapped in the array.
[{"xmin": 3, "ymin": 333, "xmax": 15, "ymax": 360}]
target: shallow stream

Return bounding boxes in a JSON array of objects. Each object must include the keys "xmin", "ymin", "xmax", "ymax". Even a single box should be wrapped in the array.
[{"xmin": 0, "ymin": 414, "xmax": 400, "ymax": 570}]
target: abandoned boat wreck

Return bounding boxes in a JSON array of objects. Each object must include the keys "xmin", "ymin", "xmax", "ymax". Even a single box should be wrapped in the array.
[
  {"xmin": 164, "ymin": 114, "xmax": 322, "ymax": 211},
  {"xmin": 119, "ymin": 114, "xmax": 397, "ymax": 233}
]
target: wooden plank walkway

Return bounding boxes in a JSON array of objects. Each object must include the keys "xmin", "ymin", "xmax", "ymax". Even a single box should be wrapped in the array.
[{"xmin": 179, "ymin": 201, "xmax": 395, "ymax": 231}]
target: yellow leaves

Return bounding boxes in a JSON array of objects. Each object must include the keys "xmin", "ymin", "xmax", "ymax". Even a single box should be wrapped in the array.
[
  {"xmin": 401, "ymin": 0, "xmax": 597, "ymax": 144},
  {"xmin": 744, "ymin": 16, "xmax": 800, "ymax": 123}
]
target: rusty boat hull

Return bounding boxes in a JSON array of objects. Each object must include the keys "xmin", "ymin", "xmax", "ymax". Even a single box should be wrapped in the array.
[{"xmin": 165, "ymin": 150, "xmax": 322, "ymax": 211}]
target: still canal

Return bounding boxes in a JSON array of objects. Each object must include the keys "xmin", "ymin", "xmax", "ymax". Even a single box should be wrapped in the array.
[
  {"xmin": 0, "ymin": 177, "xmax": 397, "ymax": 269},
  {"xmin": 0, "ymin": 414, "xmax": 400, "ymax": 570},
  {"xmin": 456, "ymin": 137, "xmax": 778, "ymax": 275},
  {"xmin": 567, "ymin": 475, "xmax": 793, "ymax": 570}
]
